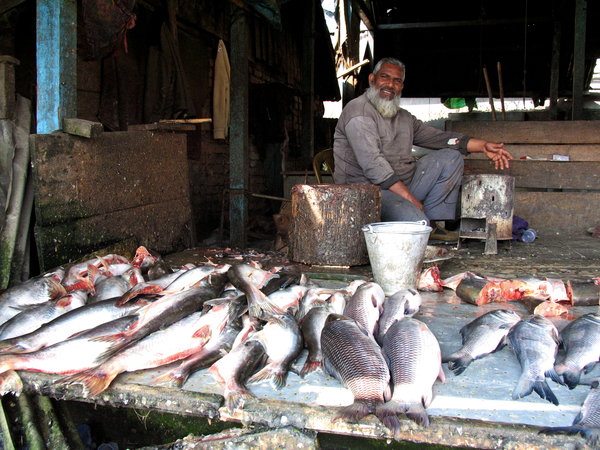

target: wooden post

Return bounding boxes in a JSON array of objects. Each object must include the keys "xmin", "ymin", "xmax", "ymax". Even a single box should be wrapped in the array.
[
  {"xmin": 483, "ymin": 66, "xmax": 497, "ymax": 121},
  {"xmin": 572, "ymin": 0, "xmax": 587, "ymax": 120},
  {"xmin": 36, "ymin": 0, "xmax": 77, "ymax": 134},
  {"xmin": 229, "ymin": 7, "xmax": 250, "ymax": 249},
  {"xmin": 289, "ymin": 184, "xmax": 381, "ymax": 266},
  {"xmin": 301, "ymin": 0, "xmax": 315, "ymax": 162},
  {"xmin": 549, "ymin": 21, "xmax": 561, "ymax": 120}
]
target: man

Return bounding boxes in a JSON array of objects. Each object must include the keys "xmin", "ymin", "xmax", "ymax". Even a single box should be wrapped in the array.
[{"xmin": 333, "ymin": 57, "xmax": 513, "ymax": 242}]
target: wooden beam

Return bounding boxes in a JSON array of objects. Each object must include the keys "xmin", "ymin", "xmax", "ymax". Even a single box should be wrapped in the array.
[
  {"xmin": 301, "ymin": 0, "xmax": 315, "ymax": 162},
  {"xmin": 229, "ymin": 7, "xmax": 250, "ymax": 249},
  {"xmin": 0, "ymin": 0, "xmax": 27, "ymax": 16},
  {"xmin": 572, "ymin": 0, "xmax": 587, "ymax": 120},
  {"xmin": 377, "ymin": 16, "xmax": 551, "ymax": 30},
  {"xmin": 549, "ymin": 21, "xmax": 561, "ymax": 120},
  {"xmin": 36, "ymin": 0, "xmax": 77, "ymax": 134}
]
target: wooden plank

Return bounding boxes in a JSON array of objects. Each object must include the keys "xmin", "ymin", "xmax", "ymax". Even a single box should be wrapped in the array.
[
  {"xmin": 30, "ymin": 131, "xmax": 189, "ymax": 226},
  {"xmin": 0, "ymin": 0, "xmax": 28, "ymax": 17},
  {"xmin": 514, "ymin": 191, "xmax": 600, "ymax": 235},
  {"xmin": 36, "ymin": 0, "xmax": 76, "ymax": 133},
  {"xmin": 446, "ymin": 121, "xmax": 600, "ymax": 144},
  {"xmin": 465, "ymin": 144, "xmax": 600, "ymax": 161},
  {"xmin": 464, "ymin": 160, "xmax": 600, "ymax": 190},
  {"xmin": 127, "ymin": 122, "xmax": 196, "ymax": 131},
  {"xmin": 34, "ymin": 197, "xmax": 193, "ymax": 270},
  {"xmin": 62, "ymin": 118, "xmax": 103, "ymax": 138}
]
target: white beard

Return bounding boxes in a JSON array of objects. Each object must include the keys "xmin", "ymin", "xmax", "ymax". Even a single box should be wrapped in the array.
[{"xmin": 365, "ymin": 84, "xmax": 402, "ymax": 118}]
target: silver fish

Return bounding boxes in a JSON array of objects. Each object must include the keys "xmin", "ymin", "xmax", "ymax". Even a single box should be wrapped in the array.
[
  {"xmin": 247, "ymin": 313, "xmax": 303, "ymax": 390},
  {"xmin": 343, "ymin": 282, "xmax": 385, "ymax": 337},
  {"xmin": 555, "ymin": 312, "xmax": 600, "ymax": 389},
  {"xmin": 0, "ymin": 268, "xmax": 66, "ymax": 326},
  {"xmin": 539, "ymin": 380, "xmax": 600, "ymax": 446},
  {"xmin": 443, "ymin": 309, "xmax": 521, "ymax": 375},
  {"xmin": 321, "ymin": 314, "xmax": 395, "ymax": 432},
  {"xmin": 0, "ymin": 290, "xmax": 87, "ymax": 341},
  {"xmin": 227, "ymin": 264, "xmax": 285, "ymax": 319},
  {"xmin": 88, "ymin": 275, "xmax": 130, "ymax": 303},
  {"xmin": 378, "ymin": 318, "xmax": 445, "ymax": 429},
  {"xmin": 508, "ymin": 314, "xmax": 563, "ymax": 405},
  {"xmin": 299, "ymin": 302, "xmax": 338, "ymax": 377},
  {"xmin": 376, "ymin": 288, "xmax": 420, "ymax": 344}
]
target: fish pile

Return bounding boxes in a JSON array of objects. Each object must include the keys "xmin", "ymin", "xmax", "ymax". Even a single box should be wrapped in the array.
[{"xmin": 419, "ymin": 266, "xmax": 600, "ymax": 317}]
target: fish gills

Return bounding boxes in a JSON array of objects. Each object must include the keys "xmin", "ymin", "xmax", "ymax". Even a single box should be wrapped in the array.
[
  {"xmin": 508, "ymin": 314, "xmax": 563, "ymax": 405},
  {"xmin": 321, "ymin": 315, "xmax": 393, "ymax": 431},
  {"xmin": 379, "ymin": 318, "xmax": 444, "ymax": 429},
  {"xmin": 443, "ymin": 309, "xmax": 521, "ymax": 375}
]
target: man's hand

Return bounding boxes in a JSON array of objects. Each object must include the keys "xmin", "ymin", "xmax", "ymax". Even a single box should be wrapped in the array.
[
  {"xmin": 483, "ymin": 142, "xmax": 513, "ymax": 170},
  {"xmin": 389, "ymin": 181, "xmax": 425, "ymax": 212}
]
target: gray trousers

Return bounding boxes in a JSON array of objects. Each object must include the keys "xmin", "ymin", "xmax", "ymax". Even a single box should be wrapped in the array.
[{"xmin": 381, "ymin": 148, "xmax": 464, "ymax": 225}]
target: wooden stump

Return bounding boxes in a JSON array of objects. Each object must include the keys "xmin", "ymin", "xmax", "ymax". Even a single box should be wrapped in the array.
[{"xmin": 289, "ymin": 184, "xmax": 381, "ymax": 266}]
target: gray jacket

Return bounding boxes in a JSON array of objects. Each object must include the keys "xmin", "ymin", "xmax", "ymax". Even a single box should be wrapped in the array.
[{"xmin": 333, "ymin": 92, "xmax": 471, "ymax": 188}]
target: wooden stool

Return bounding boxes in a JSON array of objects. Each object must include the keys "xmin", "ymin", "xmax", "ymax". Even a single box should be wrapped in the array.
[{"xmin": 288, "ymin": 184, "xmax": 381, "ymax": 266}]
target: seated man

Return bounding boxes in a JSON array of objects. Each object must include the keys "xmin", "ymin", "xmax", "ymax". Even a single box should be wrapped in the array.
[{"xmin": 333, "ymin": 57, "xmax": 513, "ymax": 242}]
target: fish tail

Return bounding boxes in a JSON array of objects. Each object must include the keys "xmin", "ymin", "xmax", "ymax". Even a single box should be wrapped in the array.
[
  {"xmin": 247, "ymin": 364, "xmax": 288, "ymax": 390},
  {"xmin": 61, "ymin": 369, "xmax": 117, "ymax": 397},
  {"xmin": 444, "ymin": 355, "xmax": 473, "ymax": 376},
  {"xmin": 378, "ymin": 400, "xmax": 429, "ymax": 428},
  {"xmin": 332, "ymin": 400, "xmax": 372, "ymax": 424},
  {"xmin": 530, "ymin": 380, "xmax": 559, "ymax": 405},
  {"xmin": 299, "ymin": 357, "xmax": 322, "ymax": 377},
  {"xmin": 405, "ymin": 403, "xmax": 430, "ymax": 427},
  {"xmin": 546, "ymin": 368, "xmax": 566, "ymax": 387},
  {"xmin": 379, "ymin": 414, "xmax": 402, "ymax": 438},
  {"xmin": 560, "ymin": 368, "xmax": 581, "ymax": 390},
  {"xmin": 224, "ymin": 385, "xmax": 256, "ymax": 414},
  {"xmin": 151, "ymin": 371, "xmax": 187, "ymax": 389},
  {"xmin": 539, "ymin": 425, "xmax": 584, "ymax": 438},
  {"xmin": 0, "ymin": 370, "xmax": 23, "ymax": 397}
]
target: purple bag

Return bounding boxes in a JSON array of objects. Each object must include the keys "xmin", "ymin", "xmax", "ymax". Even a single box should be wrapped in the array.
[{"xmin": 512, "ymin": 216, "xmax": 528, "ymax": 241}]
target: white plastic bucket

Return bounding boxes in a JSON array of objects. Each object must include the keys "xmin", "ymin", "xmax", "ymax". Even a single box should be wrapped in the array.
[{"xmin": 362, "ymin": 221, "xmax": 432, "ymax": 295}]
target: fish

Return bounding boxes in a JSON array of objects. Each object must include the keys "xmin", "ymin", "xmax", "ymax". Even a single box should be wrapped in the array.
[
  {"xmin": 554, "ymin": 313, "xmax": 600, "ymax": 389},
  {"xmin": 0, "ymin": 316, "xmax": 139, "ymax": 376},
  {"xmin": 376, "ymin": 288, "xmax": 418, "ymax": 345},
  {"xmin": 401, "ymin": 287, "xmax": 422, "ymax": 318},
  {"xmin": 266, "ymin": 285, "xmax": 308, "ymax": 316},
  {"xmin": 98, "ymin": 273, "xmax": 229, "ymax": 361},
  {"xmin": 343, "ymin": 282, "xmax": 385, "ymax": 337},
  {"xmin": 0, "ymin": 296, "xmax": 152, "ymax": 354},
  {"xmin": 441, "ymin": 272, "xmax": 469, "ymax": 291},
  {"xmin": 378, "ymin": 318, "xmax": 445, "ymax": 429},
  {"xmin": 0, "ymin": 268, "xmax": 66, "ymax": 326},
  {"xmin": 207, "ymin": 332, "xmax": 267, "ymax": 413},
  {"xmin": 566, "ymin": 280, "xmax": 600, "ymax": 307},
  {"xmin": 321, "ymin": 314, "xmax": 395, "ymax": 433},
  {"xmin": 455, "ymin": 272, "xmax": 501, "ymax": 306},
  {"xmin": 532, "ymin": 300, "xmax": 569, "ymax": 317},
  {"xmin": 442, "ymin": 309, "xmax": 521, "ymax": 375},
  {"xmin": 539, "ymin": 380, "xmax": 600, "ymax": 446},
  {"xmin": 0, "ymin": 290, "xmax": 87, "ymax": 341},
  {"xmin": 227, "ymin": 264, "xmax": 284, "ymax": 320},
  {"xmin": 63, "ymin": 254, "xmax": 129, "ymax": 292},
  {"xmin": 299, "ymin": 301, "xmax": 338, "ymax": 376},
  {"xmin": 507, "ymin": 314, "xmax": 563, "ymax": 405},
  {"xmin": 543, "ymin": 277, "xmax": 569, "ymax": 302},
  {"xmin": 417, "ymin": 266, "xmax": 444, "ymax": 292},
  {"xmin": 88, "ymin": 273, "xmax": 131, "ymax": 304},
  {"xmin": 151, "ymin": 318, "xmax": 243, "ymax": 388},
  {"xmin": 247, "ymin": 313, "xmax": 304, "ymax": 389},
  {"xmin": 164, "ymin": 263, "xmax": 230, "ymax": 292},
  {"xmin": 61, "ymin": 302, "xmax": 233, "ymax": 397},
  {"xmin": 499, "ymin": 277, "xmax": 550, "ymax": 301}
]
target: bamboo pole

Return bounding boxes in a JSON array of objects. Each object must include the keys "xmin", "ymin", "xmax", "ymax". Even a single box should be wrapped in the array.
[
  {"xmin": 497, "ymin": 62, "xmax": 507, "ymax": 121},
  {"xmin": 483, "ymin": 66, "xmax": 497, "ymax": 121}
]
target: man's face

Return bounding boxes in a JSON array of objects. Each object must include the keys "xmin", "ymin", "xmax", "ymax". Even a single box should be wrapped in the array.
[{"xmin": 368, "ymin": 63, "xmax": 404, "ymax": 100}]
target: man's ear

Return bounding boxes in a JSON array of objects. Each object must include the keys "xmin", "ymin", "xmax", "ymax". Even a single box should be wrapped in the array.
[{"xmin": 368, "ymin": 73, "xmax": 374, "ymax": 85}]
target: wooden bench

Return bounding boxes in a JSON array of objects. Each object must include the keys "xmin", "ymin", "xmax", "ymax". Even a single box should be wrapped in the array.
[{"xmin": 446, "ymin": 120, "xmax": 600, "ymax": 235}]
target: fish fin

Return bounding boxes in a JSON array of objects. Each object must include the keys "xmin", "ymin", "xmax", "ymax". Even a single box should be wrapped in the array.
[
  {"xmin": 299, "ymin": 357, "xmax": 322, "ymax": 377},
  {"xmin": 380, "ymin": 414, "xmax": 402, "ymax": 438},
  {"xmin": 65, "ymin": 277, "xmax": 95, "ymax": 294},
  {"xmin": 530, "ymin": 380, "xmax": 559, "ymax": 405},
  {"xmin": 546, "ymin": 368, "xmax": 566, "ymax": 386},
  {"xmin": 192, "ymin": 325, "xmax": 211, "ymax": 340},
  {"xmin": 247, "ymin": 363, "xmax": 288, "ymax": 390},
  {"xmin": 0, "ymin": 370, "xmax": 23, "ymax": 397},
  {"xmin": 445, "ymin": 355, "xmax": 473, "ymax": 376},
  {"xmin": 60, "ymin": 368, "xmax": 117, "ymax": 397},
  {"xmin": 406, "ymin": 403, "xmax": 430, "ymax": 427},
  {"xmin": 225, "ymin": 386, "xmax": 256, "ymax": 414},
  {"xmin": 332, "ymin": 400, "xmax": 372, "ymax": 423},
  {"xmin": 583, "ymin": 361, "xmax": 598, "ymax": 374},
  {"xmin": 151, "ymin": 371, "xmax": 186, "ymax": 389},
  {"xmin": 116, "ymin": 285, "xmax": 163, "ymax": 306},
  {"xmin": 539, "ymin": 426, "xmax": 587, "ymax": 440},
  {"xmin": 561, "ymin": 369, "xmax": 581, "ymax": 390},
  {"xmin": 377, "ymin": 400, "xmax": 429, "ymax": 427}
]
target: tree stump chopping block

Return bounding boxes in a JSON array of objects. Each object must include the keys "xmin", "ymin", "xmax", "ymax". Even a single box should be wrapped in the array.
[{"xmin": 289, "ymin": 184, "xmax": 381, "ymax": 266}]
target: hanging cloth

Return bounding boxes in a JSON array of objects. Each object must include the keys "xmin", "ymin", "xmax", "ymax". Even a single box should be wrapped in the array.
[{"xmin": 213, "ymin": 40, "xmax": 230, "ymax": 140}]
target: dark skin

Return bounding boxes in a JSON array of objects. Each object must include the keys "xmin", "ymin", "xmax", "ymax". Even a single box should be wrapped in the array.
[{"xmin": 368, "ymin": 62, "xmax": 514, "ymax": 212}]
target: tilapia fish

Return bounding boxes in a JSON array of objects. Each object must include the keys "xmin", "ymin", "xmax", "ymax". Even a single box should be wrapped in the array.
[
  {"xmin": 507, "ymin": 314, "xmax": 563, "ymax": 405},
  {"xmin": 61, "ymin": 303, "xmax": 232, "ymax": 397},
  {"xmin": 247, "ymin": 313, "xmax": 303, "ymax": 390},
  {"xmin": 343, "ymin": 282, "xmax": 385, "ymax": 337},
  {"xmin": 378, "ymin": 318, "xmax": 445, "ymax": 429},
  {"xmin": 539, "ymin": 380, "xmax": 600, "ymax": 446},
  {"xmin": 555, "ymin": 312, "xmax": 600, "ymax": 389},
  {"xmin": 376, "ymin": 288, "xmax": 421, "ymax": 344},
  {"xmin": 443, "ymin": 309, "xmax": 521, "ymax": 375},
  {"xmin": 321, "ymin": 314, "xmax": 395, "ymax": 433}
]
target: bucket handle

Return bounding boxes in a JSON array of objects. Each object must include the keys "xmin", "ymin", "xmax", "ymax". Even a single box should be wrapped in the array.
[{"xmin": 363, "ymin": 220, "xmax": 428, "ymax": 234}]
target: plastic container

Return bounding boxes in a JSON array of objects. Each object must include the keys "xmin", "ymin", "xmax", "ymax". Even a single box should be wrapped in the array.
[
  {"xmin": 521, "ymin": 229, "xmax": 537, "ymax": 243},
  {"xmin": 362, "ymin": 221, "xmax": 433, "ymax": 295}
]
